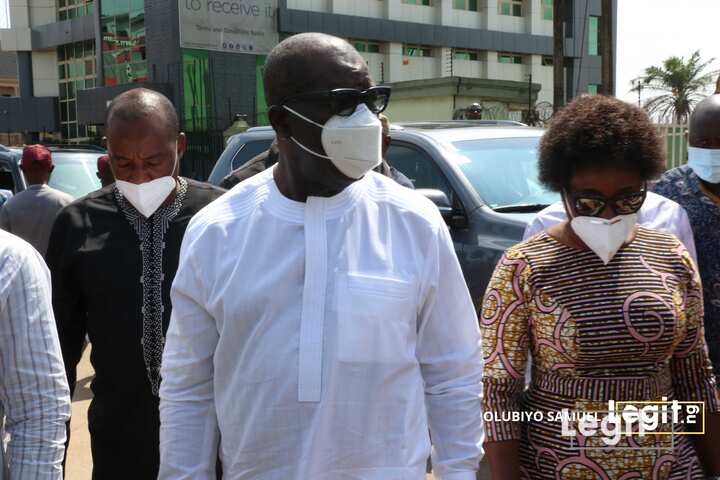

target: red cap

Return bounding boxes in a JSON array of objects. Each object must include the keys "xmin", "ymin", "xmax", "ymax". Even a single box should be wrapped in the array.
[
  {"xmin": 21, "ymin": 145, "xmax": 52, "ymax": 172},
  {"xmin": 97, "ymin": 154, "xmax": 111, "ymax": 177}
]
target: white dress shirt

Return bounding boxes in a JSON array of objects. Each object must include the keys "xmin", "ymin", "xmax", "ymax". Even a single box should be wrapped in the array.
[
  {"xmin": 523, "ymin": 191, "xmax": 697, "ymax": 262},
  {"xmin": 159, "ymin": 168, "xmax": 484, "ymax": 480},
  {"xmin": 0, "ymin": 230, "xmax": 71, "ymax": 480}
]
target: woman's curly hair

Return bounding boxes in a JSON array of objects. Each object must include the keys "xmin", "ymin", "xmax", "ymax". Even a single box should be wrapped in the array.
[{"xmin": 538, "ymin": 95, "xmax": 665, "ymax": 192}]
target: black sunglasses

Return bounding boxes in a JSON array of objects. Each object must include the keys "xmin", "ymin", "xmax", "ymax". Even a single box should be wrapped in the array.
[
  {"xmin": 567, "ymin": 185, "xmax": 647, "ymax": 217},
  {"xmin": 279, "ymin": 86, "xmax": 392, "ymax": 117}
]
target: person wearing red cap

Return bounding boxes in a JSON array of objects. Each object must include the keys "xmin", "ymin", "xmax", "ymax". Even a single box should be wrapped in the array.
[
  {"xmin": 0, "ymin": 145, "xmax": 73, "ymax": 256},
  {"xmin": 96, "ymin": 154, "xmax": 114, "ymax": 187}
]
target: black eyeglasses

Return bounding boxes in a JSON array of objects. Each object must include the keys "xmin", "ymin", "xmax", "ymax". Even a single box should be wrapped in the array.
[
  {"xmin": 279, "ymin": 86, "xmax": 392, "ymax": 117},
  {"xmin": 567, "ymin": 185, "xmax": 647, "ymax": 217}
]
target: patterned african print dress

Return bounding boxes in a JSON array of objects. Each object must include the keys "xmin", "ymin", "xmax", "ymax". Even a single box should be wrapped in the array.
[{"xmin": 481, "ymin": 226, "xmax": 719, "ymax": 480}]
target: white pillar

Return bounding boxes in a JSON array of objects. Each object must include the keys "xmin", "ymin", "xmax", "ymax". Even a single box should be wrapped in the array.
[
  {"xmin": 385, "ymin": 0, "xmax": 401, "ymax": 21},
  {"xmin": 386, "ymin": 42, "xmax": 403, "ymax": 83},
  {"xmin": 483, "ymin": 0, "xmax": 499, "ymax": 30},
  {"xmin": 526, "ymin": 0, "xmax": 541, "ymax": 35},
  {"xmin": 438, "ymin": 0, "xmax": 453, "ymax": 26},
  {"xmin": 485, "ymin": 51, "xmax": 499, "ymax": 80}
]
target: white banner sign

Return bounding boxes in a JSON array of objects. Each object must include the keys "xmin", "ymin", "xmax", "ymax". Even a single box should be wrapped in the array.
[{"xmin": 179, "ymin": 0, "xmax": 278, "ymax": 55}]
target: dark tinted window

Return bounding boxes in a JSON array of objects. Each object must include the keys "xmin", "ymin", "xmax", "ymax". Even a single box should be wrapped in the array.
[
  {"xmin": 385, "ymin": 143, "xmax": 453, "ymax": 200},
  {"xmin": 231, "ymin": 139, "xmax": 274, "ymax": 170},
  {"xmin": 0, "ymin": 170, "xmax": 14, "ymax": 191}
]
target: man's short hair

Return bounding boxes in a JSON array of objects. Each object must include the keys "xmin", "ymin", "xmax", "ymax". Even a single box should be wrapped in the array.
[
  {"xmin": 105, "ymin": 88, "xmax": 179, "ymax": 137},
  {"xmin": 21, "ymin": 145, "xmax": 52, "ymax": 173}
]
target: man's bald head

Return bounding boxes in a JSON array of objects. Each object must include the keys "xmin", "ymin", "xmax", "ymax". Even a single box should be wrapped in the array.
[
  {"xmin": 689, "ymin": 93, "xmax": 720, "ymax": 148},
  {"xmin": 105, "ymin": 88, "xmax": 179, "ymax": 140},
  {"xmin": 264, "ymin": 33, "xmax": 370, "ymax": 106}
]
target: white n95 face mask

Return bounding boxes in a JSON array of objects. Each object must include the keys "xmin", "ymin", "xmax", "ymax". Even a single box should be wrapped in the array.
[
  {"xmin": 570, "ymin": 214, "xmax": 638, "ymax": 265},
  {"xmin": 284, "ymin": 103, "xmax": 382, "ymax": 179},
  {"xmin": 114, "ymin": 152, "xmax": 179, "ymax": 218},
  {"xmin": 688, "ymin": 146, "xmax": 720, "ymax": 184}
]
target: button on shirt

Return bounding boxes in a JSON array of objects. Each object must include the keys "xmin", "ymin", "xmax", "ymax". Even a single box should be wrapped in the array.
[
  {"xmin": 523, "ymin": 191, "xmax": 697, "ymax": 262},
  {"xmin": 159, "ymin": 168, "xmax": 484, "ymax": 480},
  {"xmin": 0, "ymin": 184, "xmax": 74, "ymax": 257}
]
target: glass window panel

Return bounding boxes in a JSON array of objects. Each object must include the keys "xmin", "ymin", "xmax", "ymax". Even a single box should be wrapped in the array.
[
  {"xmin": 57, "ymin": 46, "xmax": 65, "ymax": 61},
  {"xmin": 74, "ymin": 41, "xmax": 83, "ymax": 58},
  {"xmin": 588, "ymin": 84, "xmax": 599, "ymax": 95},
  {"xmin": 75, "ymin": 80, "xmax": 84, "ymax": 94},
  {"xmin": 85, "ymin": 59, "xmax": 94, "ymax": 75},
  {"xmin": 59, "ymin": 10, "xmax": 67, "ymax": 20},
  {"xmin": 59, "ymin": 0, "xmax": 66, "ymax": 7},
  {"xmin": 68, "ymin": 8, "xmax": 76, "ymax": 18},
  {"xmin": 500, "ymin": 2, "xmax": 510, "ymax": 15},
  {"xmin": 353, "ymin": 41, "xmax": 366, "ymax": 52},
  {"xmin": 69, "ymin": 122, "xmax": 77, "ymax": 139},
  {"xmin": 85, "ymin": 78, "xmax": 95, "ymax": 89},
  {"xmin": 367, "ymin": 43, "xmax": 380, "ymax": 53},
  {"xmin": 469, "ymin": 0, "xmax": 477, "ymax": 10},
  {"xmin": 453, "ymin": 0, "xmax": 464, "ymax": 8},
  {"xmin": 61, "ymin": 123, "xmax": 69, "ymax": 139},
  {"xmin": 58, "ymin": 64, "xmax": 66, "ymax": 79},
  {"xmin": 77, "ymin": 124, "xmax": 86, "ymax": 138},
  {"xmin": 68, "ymin": 100, "xmax": 76, "ymax": 121},
  {"xmin": 588, "ymin": 16, "xmax": 599, "ymax": 55},
  {"xmin": 59, "ymin": 83, "xmax": 68, "ymax": 100},
  {"xmin": 512, "ymin": 3, "xmax": 522, "ymax": 16},
  {"xmin": 66, "ymin": 81, "xmax": 75, "ymax": 98},
  {"xmin": 131, "ymin": 0, "xmax": 143, "ymax": 12},
  {"xmin": 543, "ymin": 0, "xmax": 553, "ymax": 20}
]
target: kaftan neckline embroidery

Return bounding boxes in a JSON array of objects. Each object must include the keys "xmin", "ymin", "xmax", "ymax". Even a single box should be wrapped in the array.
[{"xmin": 113, "ymin": 177, "xmax": 188, "ymax": 395}]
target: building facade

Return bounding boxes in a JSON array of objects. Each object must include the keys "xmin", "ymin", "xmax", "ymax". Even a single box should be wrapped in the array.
[{"xmin": 0, "ymin": 0, "xmax": 616, "ymax": 175}]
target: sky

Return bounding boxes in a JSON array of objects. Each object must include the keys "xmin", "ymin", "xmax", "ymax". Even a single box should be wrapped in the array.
[{"xmin": 616, "ymin": 0, "xmax": 720, "ymax": 105}]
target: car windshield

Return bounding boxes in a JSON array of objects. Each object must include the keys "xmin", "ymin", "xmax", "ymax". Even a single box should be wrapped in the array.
[
  {"xmin": 448, "ymin": 136, "xmax": 560, "ymax": 211},
  {"xmin": 48, "ymin": 152, "xmax": 102, "ymax": 198}
]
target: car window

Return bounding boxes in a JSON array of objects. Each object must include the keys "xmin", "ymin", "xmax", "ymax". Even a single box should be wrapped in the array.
[
  {"xmin": 48, "ymin": 153, "xmax": 102, "ymax": 199},
  {"xmin": 449, "ymin": 137, "xmax": 559, "ymax": 210},
  {"xmin": 0, "ymin": 170, "xmax": 14, "ymax": 192},
  {"xmin": 385, "ymin": 143, "xmax": 453, "ymax": 200},
  {"xmin": 231, "ymin": 139, "xmax": 275, "ymax": 170}
]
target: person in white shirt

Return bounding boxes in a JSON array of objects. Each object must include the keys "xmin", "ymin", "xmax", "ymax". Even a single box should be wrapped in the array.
[
  {"xmin": 523, "ymin": 192, "xmax": 697, "ymax": 262},
  {"xmin": 159, "ymin": 33, "xmax": 484, "ymax": 480},
  {"xmin": 0, "ymin": 230, "xmax": 71, "ymax": 480}
]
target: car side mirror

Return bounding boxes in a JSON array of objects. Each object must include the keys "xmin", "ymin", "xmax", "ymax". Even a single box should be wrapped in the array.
[{"xmin": 417, "ymin": 189, "xmax": 467, "ymax": 229}]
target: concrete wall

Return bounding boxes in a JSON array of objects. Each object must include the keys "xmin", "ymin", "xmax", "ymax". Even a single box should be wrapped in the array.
[
  {"xmin": 31, "ymin": 49, "xmax": 57, "ymax": 96},
  {"xmin": 384, "ymin": 95, "xmax": 453, "ymax": 123}
]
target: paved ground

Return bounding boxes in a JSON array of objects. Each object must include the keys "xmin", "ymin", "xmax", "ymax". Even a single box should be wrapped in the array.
[{"xmin": 65, "ymin": 346, "xmax": 491, "ymax": 480}]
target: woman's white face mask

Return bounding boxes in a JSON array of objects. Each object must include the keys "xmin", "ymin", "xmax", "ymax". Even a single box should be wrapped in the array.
[
  {"xmin": 114, "ymin": 150, "xmax": 178, "ymax": 218},
  {"xmin": 563, "ymin": 192, "xmax": 638, "ymax": 265},
  {"xmin": 569, "ymin": 214, "xmax": 638, "ymax": 265}
]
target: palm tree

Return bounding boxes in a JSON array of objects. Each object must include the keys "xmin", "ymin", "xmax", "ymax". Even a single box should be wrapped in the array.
[{"xmin": 631, "ymin": 50, "xmax": 717, "ymax": 123}]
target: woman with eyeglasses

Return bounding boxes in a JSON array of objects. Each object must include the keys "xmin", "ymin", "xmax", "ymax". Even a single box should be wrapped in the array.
[{"xmin": 480, "ymin": 95, "xmax": 720, "ymax": 479}]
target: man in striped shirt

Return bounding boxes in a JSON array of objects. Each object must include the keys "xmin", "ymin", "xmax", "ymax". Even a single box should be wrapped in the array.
[{"xmin": 0, "ymin": 229, "xmax": 71, "ymax": 479}]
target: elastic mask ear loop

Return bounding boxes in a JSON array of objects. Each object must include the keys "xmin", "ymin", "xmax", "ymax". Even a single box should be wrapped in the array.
[
  {"xmin": 282, "ymin": 106, "xmax": 333, "ymax": 160},
  {"xmin": 561, "ymin": 190, "xmax": 576, "ymax": 220},
  {"xmin": 283, "ymin": 105, "xmax": 325, "ymax": 129}
]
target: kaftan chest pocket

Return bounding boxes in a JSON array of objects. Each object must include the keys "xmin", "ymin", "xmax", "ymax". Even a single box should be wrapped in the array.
[{"xmin": 335, "ymin": 272, "xmax": 417, "ymax": 364}]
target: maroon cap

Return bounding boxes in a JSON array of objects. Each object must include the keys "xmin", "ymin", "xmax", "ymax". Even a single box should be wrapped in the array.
[
  {"xmin": 97, "ymin": 154, "xmax": 111, "ymax": 177},
  {"xmin": 21, "ymin": 145, "xmax": 52, "ymax": 172}
]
